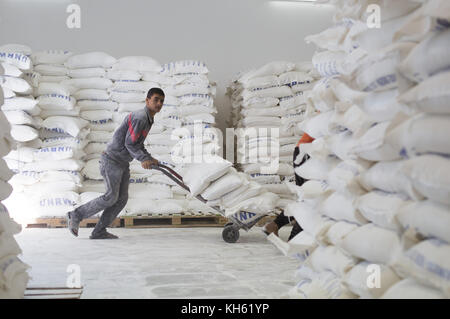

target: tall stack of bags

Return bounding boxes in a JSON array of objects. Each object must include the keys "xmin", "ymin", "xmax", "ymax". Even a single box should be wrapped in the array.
[
  {"xmin": 63, "ymin": 52, "xmax": 118, "ymax": 217},
  {"xmin": 156, "ymin": 60, "xmax": 222, "ymax": 214},
  {"xmin": 285, "ymin": 0, "xmax": 450, "ymax": 299},
  {"xmin": 226, "ymin": 61, "xmax": 320, "ymax": 210},
  {"xmin": 106, "ymin": 56, "xmax": 181, "ymax": 216},
  {"xmin": 0, "ymin": 85, "xmax": 31, "ymax": 298},
  {"xmin": 3, "ymin": 49, "xmax": 89, "ymax": 224}
]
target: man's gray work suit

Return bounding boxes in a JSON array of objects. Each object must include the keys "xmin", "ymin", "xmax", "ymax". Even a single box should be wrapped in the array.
[{"xmin": 72, "ymin": 107, "xmax": 154, "ymax": 236}]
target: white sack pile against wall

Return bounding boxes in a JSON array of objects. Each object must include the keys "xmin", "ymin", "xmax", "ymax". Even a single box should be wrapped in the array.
[
  {"xmin": 3, "ymin": 48, "xmax": 91, "ymax": 222},
  {"xmin": 0, "ymin": 83, "xmax": 30, "ymax": 299},
  {"xmin": 226, "ymin": 61, "xmax": 321, "ymax": 210},
  {"xmin": 285, "ymin": 0, "xmax": 450, "ymax": 299}
]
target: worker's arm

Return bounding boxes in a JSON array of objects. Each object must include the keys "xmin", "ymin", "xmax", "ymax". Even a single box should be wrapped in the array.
[{"xmin": 124, "ymin": 114, "xmax": 156, "ymax": 167}]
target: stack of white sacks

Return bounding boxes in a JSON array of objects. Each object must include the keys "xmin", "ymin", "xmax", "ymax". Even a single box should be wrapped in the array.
[
  {"xmin": 283, "ymin": 0, "xmax": 450, "ymax": 299},
  {"xmin": 115, "ymin": 59, "xmax": 223, "ymax": 215},
  {"xmin": 0, "ymin": 85, "xmax": 31, "ymax": 298},
  {"xmin": 106, "ymin": 56, "xmax": 181, "ymax": 215},
  {"xmin": 155, "ymin": 60, "xmax": 222, "ymax": 214},
  {"xmin": 227, "ymin": 61, "xmax": 320, "ymax": 210},
  {"xmin": 3, "ymin": 49, "xmax": 91, "ymax": 223},
  {"xmin": 63, "ymin": 51, "xmax": 118, "ymax": 218}
]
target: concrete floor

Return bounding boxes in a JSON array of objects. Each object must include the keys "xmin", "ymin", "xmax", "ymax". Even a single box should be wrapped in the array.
[{"xmin": 15, "ymin": 226, "xmax": 299, "ymax": 299}]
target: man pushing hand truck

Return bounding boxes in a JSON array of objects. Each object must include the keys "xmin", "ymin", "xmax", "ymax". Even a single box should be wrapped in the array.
[{"xmin": 67, "ymin": 88, "xmax": 165, "ymax": 239}]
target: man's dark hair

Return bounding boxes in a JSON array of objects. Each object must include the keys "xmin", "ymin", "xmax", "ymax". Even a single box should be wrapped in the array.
[{"xmin": 147, "ymin": 87, "xmax": 165, "ymax": 99}]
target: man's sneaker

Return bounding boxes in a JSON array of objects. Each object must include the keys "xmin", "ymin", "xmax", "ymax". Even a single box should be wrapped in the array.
[
  {"xmin": 67, "ymin": 211, "xmax": 81, "ymax": 237},
  {"xmin": 89, "ymin": 231, "xmax": 119, "ymax": 240}
]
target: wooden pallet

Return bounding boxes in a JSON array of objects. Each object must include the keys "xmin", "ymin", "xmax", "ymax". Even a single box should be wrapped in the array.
[
  {"xmin": 26, "ymin": 217, "xmax": 121, "ymax": 229},
  {"xmin": 122, "ymin": 212, "xmax": 228, "ymax": 228},
  {"xmin": 24, "ymin": 287, "xmax": 83, "ymax": 299}
]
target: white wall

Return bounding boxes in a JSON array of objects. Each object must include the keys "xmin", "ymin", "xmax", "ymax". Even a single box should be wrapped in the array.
[{"xmin": 0, "ymin": 0, "xmax": 333, "ymax": 132}]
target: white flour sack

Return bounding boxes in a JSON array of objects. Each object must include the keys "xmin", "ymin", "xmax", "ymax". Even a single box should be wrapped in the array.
[
  {"xmin": 352, "ymin": 121, "xmax": 401, "ymax": 162},
  {"xmin": 80, "ymin": 110, "xmax": 113, "ymax": 122},
  {"xmin": 320, "ymin": 191, "xmax": 369, "ymax": 225},
  {"xmin": 295, "ymin": 155, "xmax": 340, "ymax": 181},
  {"xmin": 106, "ymin": 69, "xmax": 142, "ymax": 81},
  {"xmin": 298, "ymin": 111, "xmax": 333, "ymax": 139},
  {"xmin": 38, "ymin": 94, "xmax": 76, "ymax": 111},
  {"xmin": 7, "ymin": 158, "xmax": 84, "ymax": 172},
  {"xmin": 21, "ymin": 180, "xmax": 79, "ymax": 194},
  {"xmin": 42, "ymin": 116, "xmax": 88, "ymax": 138},
  {"xmin": 343, "ymin": 261, "xmax": 401, "ymax": 299},
  {"xmin": 33, "ymin": 191, "xmax": 80, "ymax": 217},
  {"xmin": 304, "ymin": 19, "xmax": 355, "ymax": 52},
  {"xmin": 356, "ymin": 191, "xmax": 410, "ymax": 232},
  {"xmin": 241, "ymin": 75, "xmax": 279, "ymax": 90},
  {"xmin": 33, "ymin": 146, "xmax": 85, "ymax": 161},
  {"xmin": 112, "ymin": 56, "xmax": 160, "ymax": 72},
  {"xmin": 61, "ymin": 78, "xmax": 112, "ymax": 90},
  {"xmin": 2, "ymin": 96, "xmax": 39, "ymax": 113},
  {"xmin": 385, "ymin": 114, "xmax": 450, "ymax": 158},
  {"xmin": 353, "ymin": 42, "xmax": 415, "ymax": 92},
  {"xmin": 359, "ymin": 160, "xmax": 423, "ymax": 200},
  {"xmin": 1, "ymin": 62, "xmax": 22, "ymax": 77},
  {"xmin": 223, "ymin": 191, "xmax": 279, "ymax": 217},
  {"xmin": 239, "ymin": 61, "xmax": 296, "ymax": 83},
  {"xmin": 391, "ymin": 238, "xmax": 450, "ymax": 297},
  {"xmin": 82, "ymin": 158, "xmax": 101, "ymax": 180},
  {"xmin": 34, "ymin": 64, "xmax": 67, "ymax": 76},
  {"xmin": 218, "ymin": 181, "xmax": 259, "ymax": 208},
  {"xmin": 23, "ymin": 71, "xmax": 41, "ymax": 88},
  {"xmin": 398, "ymin": 71, "xmax": 450, "ymax": 114},
  {"xmin": 0, "ymin": 75, "xmax": 32, "ymax": 94},
  {"xmin": 243, "ymin": 86, "xmax": 293, "ymax": 101},
  {"xmin": 402, "ymin": 155, "xmax": 450, "ymax": 205},
  {"xmin": 397, "ymin": 200, "xmax": 450, "ymax": 243},
  {"xmin": 160, "ymin": 60, "xmax": 208, "ymax": 76},
  {"xmin": 399, "ymin": 29, "xmax": 450, "ymax": 83},
  {"xmin": 291, "ymin": 269, "xmax": 357, "ymax": 299},
  {"xmin": 10, "ymin": 125, "xmax": 39, "ymax": 142},
  {"xmin": 125, "ymin": 199, "xmax": 185, "ymax": 215},
  {"xmin": 200, "ymin": 168, "xmax": 243, "ymax": 201},
  {"xmin": 381, "ymin": 278, "xmax": 446, "ymax": 299},
  {"xmin": 290, "ymin": 202, "xmax": 335, "ymax": 244},
  {"xmin": 180, "ymin": 156, "xmax": 232, "ymax": 196},
  {"xmin": 64, "ymin": 51, "xmax": 116, "ymax": 69},
  {"xmin": 74, "ymin": 89, "xmax": 110, "ymax": 101},
  {"xmin": 325, "ymin": 221, "xmax": 358, "ymax": 247},
  {"xmin": 41, "ymin": 136, "xmax": 88, "ymax": 149},
  {"xmin": 128, "ymin": 183, "xmax": 172, "ymax": 200},
  {"xmin": 67, "ymin": 67, "xmax": 106, "ymax": 79},
  {"xmin": 32, "ymin": 50, "xmax": 73, "ymax": 65},
  {"xmin": 36, "ymin": 82, "xmax": 76, "ymax": 96},
  {"xmin": 341, "ymin": 223, "xmax": 402, "ymax": 264},
  {"xmin": 359, "ymin": 89, "xmax": 404, "ymax": 123},
  {"xmin": 110, "ymin": 91, "xmax": 145, "ymax": 103},
  {"xmin": 304, "ymin": 244, "xmax": 358, "ymax": 278},
  {"xmin": 312, "ymin": 51, "xmax": 350, "ymax": 78},
  {"xmin": 327, "ymin": 159, "xmax": 372, "ymax": 194},
  {"xmin": 0, "ymin": 255, "xmax": 30, "ymax": 299},
  {"xmin": 0, "ymin": 51, "xmax": 32, "ymax": 70}
]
